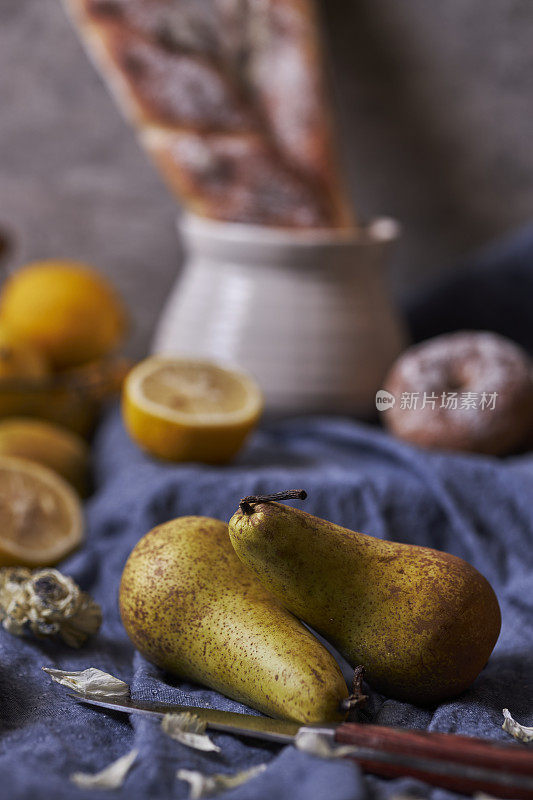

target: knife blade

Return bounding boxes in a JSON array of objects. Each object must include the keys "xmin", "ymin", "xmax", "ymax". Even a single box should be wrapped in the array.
[
  {"xmin": 68, "ymin": 694, "xmax": 533, "ymax": 799},
  {"xmin": 68, "ymin": 693, "xmax": 301, "ymax": 744}
]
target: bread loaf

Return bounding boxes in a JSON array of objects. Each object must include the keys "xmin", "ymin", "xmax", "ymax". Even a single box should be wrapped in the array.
[{"xmin": 63, "ymin": 0, "xmax": 354, "ymax": 228}]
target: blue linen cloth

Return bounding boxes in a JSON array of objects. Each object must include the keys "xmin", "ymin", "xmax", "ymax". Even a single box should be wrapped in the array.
[{"xmin": 1, "ymin": 228, "xmax": 533, "ymax": 800}]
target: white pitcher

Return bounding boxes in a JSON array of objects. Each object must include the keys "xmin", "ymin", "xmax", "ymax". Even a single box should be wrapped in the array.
[{"xmin": 152, "ymin": 214, "xmax": 408, "ymax": 416}]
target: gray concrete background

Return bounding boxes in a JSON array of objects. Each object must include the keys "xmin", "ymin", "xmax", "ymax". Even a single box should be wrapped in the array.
[{"xmin": 1, "ymin": 0, "xmax": 532, "ymax": 356}]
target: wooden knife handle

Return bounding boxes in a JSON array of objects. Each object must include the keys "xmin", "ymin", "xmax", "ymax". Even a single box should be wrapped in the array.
[{"xmin": 335, "ymin": 722, "xmax": 533, "ymax": 798}]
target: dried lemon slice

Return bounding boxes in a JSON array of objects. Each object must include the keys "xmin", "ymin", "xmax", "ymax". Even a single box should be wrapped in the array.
[
  {"xmin": 0, "ymin": 456, "xmax": 83, "ymax": 567},
  {"xmin": 0, "ymin": 419, "xmax": 89, "ymax": 496},
  {"xmin": 122, "ymin": 356, "xmax": 263, "ymax": 464}
]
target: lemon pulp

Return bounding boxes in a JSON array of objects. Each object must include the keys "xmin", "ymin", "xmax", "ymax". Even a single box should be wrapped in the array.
[
  {"xmin": 0, "ymin": 456, "xmax": 83, "ymax": 567},
  {"xmin": 123, "ymin": 356, "xmax": 263, "ymax": 463},
  {"xmin": 141, "ymin": 362, "xmax": 256, "ymax": 418}
]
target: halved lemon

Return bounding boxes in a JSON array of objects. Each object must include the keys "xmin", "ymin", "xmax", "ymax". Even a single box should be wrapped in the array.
[
  {"xmin": 0, "ymin": 419, "xmax": 90, "ymax": 496},
  {"xmin": 122, "ymin": 356, "xmax": 263, "ymax": 464},
  {"xmin": 0, "ymin": 456, "xmax": 84, "ymax": 567}
]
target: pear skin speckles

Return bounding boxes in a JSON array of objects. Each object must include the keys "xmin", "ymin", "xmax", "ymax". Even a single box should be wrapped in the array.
[
  {"xmin": 229, "ymin": 503, "xmax": 501, "ymax": 705},
  {"xmin": 119, "ymin": 516, "xmax": 348, "ymax": 723}
]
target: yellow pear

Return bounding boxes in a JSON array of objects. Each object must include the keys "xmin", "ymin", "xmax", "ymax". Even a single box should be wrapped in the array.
[
  {"xmin": 229, "ymin": 495, "xmax": 501, "ymax": 705},
  {"xmin": 119, "ymin": 516, "xmax": 349, "ymax": 722}
]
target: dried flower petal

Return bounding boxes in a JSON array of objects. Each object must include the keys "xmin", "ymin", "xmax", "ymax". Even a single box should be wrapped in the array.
[
  {"xmin": 295, "ymin": 729, "xmax": 362, "ymax": 759},
  {"xmin": 43, "ymin": 667, "xmax": 130, "ymax": 698},
  {"xmin": 502, "ymin": 709, "xmax": 533, "ymax": 743},
  {"xmin": 70, "ymin": 748, "xmax": 138, "ymax": 790},
  {"xmin": 162, "ymin": 712, "xmax": 220, "ymax": 752},
  {"xmin": 177, "ymin": 764, "xmax": 267, "ymax": 799},
  {"xmin": 0, "ymin": 567, "xmax": 101, "ymax": 646}
]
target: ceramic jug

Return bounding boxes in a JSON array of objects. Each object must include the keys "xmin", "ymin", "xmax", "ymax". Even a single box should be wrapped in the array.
[{"xmin": 152, "ymin": 214, "xmax": 408, "ymax": 416}]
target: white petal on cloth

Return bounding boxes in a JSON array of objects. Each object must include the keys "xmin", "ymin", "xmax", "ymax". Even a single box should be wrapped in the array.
[
  {"xmin": 295, "ymin": 729, "xmax": 362, "ymax": 759},
  {"xmin": 161, "ymin": 712, "xmax": 221, "ymax": 752},
  {"xmin": 502, "ymin": 708, "xmax": 533, "ymax": 743},
  {"xmin": 42, "ymin": 666, "xmax": 130, "ymax": 698},
  {"xmin": 70, "ymin": 748, "xmax": 138, "ymax": 790},
  {"xmin": 177, "ymin": 764, "xmax": 267, "ymax": 799}
]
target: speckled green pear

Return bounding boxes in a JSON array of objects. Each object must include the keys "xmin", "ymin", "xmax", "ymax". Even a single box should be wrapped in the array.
[
  {"xmin": 229, "ymin": 500, "xmax": 501, "ymax": 705},
  {"xmin": 119, "ymin": 516, "xmax": 349, "ymax": 723}
]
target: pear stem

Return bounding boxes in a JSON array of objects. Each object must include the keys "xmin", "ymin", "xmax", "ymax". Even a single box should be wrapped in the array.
[
  {"xmin": 339, "ymin": 665, "xmax": 368, "ymax": 719},
  {"xmin": 239, "ymin": 490, "xmax": 307, "ymax": 515}
]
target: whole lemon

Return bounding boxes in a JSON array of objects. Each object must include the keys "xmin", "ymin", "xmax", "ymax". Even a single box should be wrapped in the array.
[{"xmin": 0, "ymin": 260, "xmax": 127, "ymax": 369}]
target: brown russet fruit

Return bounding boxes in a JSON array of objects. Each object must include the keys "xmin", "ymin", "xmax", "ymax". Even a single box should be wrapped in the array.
[{"xmin": 382, "ymin": 331, "xmax": 533, "ymax": 456}]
